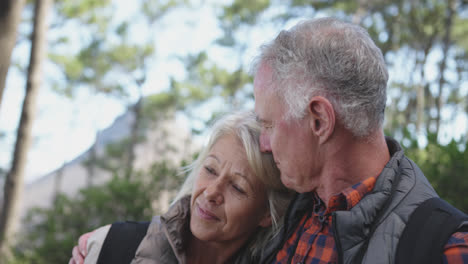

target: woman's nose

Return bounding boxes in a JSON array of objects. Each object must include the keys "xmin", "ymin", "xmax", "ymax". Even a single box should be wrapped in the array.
[{"xmin": 203, "ymin": 179, "xmax": 224, "ymax": 205}]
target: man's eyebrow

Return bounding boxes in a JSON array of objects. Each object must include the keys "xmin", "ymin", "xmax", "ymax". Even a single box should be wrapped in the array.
[{"xmin": 255, "ymin": 116, "xmax": 268, "ymax": 124}]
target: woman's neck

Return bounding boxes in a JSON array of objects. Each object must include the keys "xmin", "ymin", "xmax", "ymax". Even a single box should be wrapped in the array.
[{"xmin": 186, "ymin": 235, "xmax": 243, "ymax": 264}]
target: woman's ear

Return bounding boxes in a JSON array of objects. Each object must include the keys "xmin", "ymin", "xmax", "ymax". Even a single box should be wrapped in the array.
[
  {"xmin": 259, "ymin": 212, "xmax": 272, "ymax": 228},
  {"xmin": 308, "ymin": 96, "xmax": 335, "ymax": 144}
]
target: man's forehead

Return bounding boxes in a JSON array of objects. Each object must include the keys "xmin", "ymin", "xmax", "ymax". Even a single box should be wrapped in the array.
[
  {"xmin": 253, "ymin": 91, "xmax": 270, "ymax": 121},
  {"xmin": 254, "ymin": 62, "xmax": 275, "ymax": 92}
]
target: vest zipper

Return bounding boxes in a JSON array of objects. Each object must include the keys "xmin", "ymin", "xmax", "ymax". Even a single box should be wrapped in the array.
[{"xmin": 332, "ymin": 212, "xmax": 343, "ymax": 264}]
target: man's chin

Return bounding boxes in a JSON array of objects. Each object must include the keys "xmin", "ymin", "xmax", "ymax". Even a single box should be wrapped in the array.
[
  {"xmin": 281, "ymin": 174, "xmax": 299, "ymax": 191},
  {"xmin": 281, "ymin": 174, "xmax": 311, "ymax": 193}
]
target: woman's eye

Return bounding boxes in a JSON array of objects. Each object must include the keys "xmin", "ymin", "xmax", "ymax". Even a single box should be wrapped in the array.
[
  {"xmin": 204, "ymin": 166, "xmax": 216, "ymax": 175},
  {"xmin": 232, "ymin": 184, "xmax": 246, "ymax": 194}
]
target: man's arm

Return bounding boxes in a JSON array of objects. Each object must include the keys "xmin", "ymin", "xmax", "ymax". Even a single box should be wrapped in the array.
[{"xmin": 443, "ymin": 232, "xmax": 468, "ymax": 263}]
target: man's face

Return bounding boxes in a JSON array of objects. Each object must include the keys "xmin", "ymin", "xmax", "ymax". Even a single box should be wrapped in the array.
[{"xmin": 253, "ymin": 63, "xmax": 320, "ymax": 193}]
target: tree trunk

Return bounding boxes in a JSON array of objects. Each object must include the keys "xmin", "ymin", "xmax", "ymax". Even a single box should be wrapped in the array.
[
  {"xmin": 53, "ymin": 162, "xmax": 65, "ymax": 203},
  {"xmin": 435, "ymin": 0, "xmax": 455, "ymax": 137},
  {"xmin": 415, "ymin": 38, "xmax": 435, "ymax": 133},
  {"xmin": 0, "ymin": 0, "xmax": 26, "ymax": 114},
  {"xmin": 416, "ymin": 56, "xmax": 426, "ymax": 133},
  {"xmin": 125, "ymin": 96, "xmax": 142, "ymax": 179},
  {"xmin": 124, "ymin": 72, "xmax": 146, "ymax": 179},
  {"xmin": 86, "ymin": 131, "xmax": 99, "ymax": 186},
  {"xmin": 352, "ymin": 0, "xmax": 367, "ymax": 24},
  {"xmin": 0, "ymin": 0, "xmax": 53, "ymax": 258}
]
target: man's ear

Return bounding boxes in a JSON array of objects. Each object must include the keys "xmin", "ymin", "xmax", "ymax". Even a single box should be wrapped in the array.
[
  {"xmin": 308, "ymin": 96, "xmax": 335, "ymax": 144},
  {"xmin": 259, "ymin": 212, "xmax": 272, "ymax": 228}
]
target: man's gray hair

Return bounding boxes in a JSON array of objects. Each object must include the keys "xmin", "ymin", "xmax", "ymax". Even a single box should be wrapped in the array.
[{"xmin": 252, "ymin": 17, "xmax": 388, "ymax": 137}]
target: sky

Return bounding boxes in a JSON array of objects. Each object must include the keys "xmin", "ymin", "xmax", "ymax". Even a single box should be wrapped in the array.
[
  {"xmin": 1, "ymin": 1, "xmax": 467, "ymax": 184},
  {"xmin": 0, "ymin": 0, "xmax": 285, "ymax": 184},
  {"xmin": 0, "ymin": 1, "xmax": 226, "ymax": 183}
]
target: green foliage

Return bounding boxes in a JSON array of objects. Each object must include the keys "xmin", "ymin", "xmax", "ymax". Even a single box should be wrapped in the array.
[
  {"xmin": 55, "ymin": 0, "xmax": 112, "ymax": 23},
  {"xmin": 212, "ymin": 0, "xmax": 468, "ymax": 216},
  {"xmin": 221, "ymin": 0, "xmax": 270, "ymax": 26},
  {"xmin": 93, "ymin": 137, "xmax": 144, "ymax": 175},
  {"xmin": 453, "ymin": 15, "xmax": 468, "ymax": 50},
  {"xmin": 9, "ymin": 161, "xmax": 184, "ymax": 264},
  {"xmin": 146, "ymin": 161, "xmax": 187, "ymax": 196},
  {"xmin": 216, "ymin": 0, "xmax": 271, "ymax": 47},
  {"xmin": 142, "ymin": 92, "xmax": 178, "ymax": 122},
  {"xmin": 168, "ymin": 50, "xmax": 253, "ymax": 127},
  {"xmin": 140, "ymin": 0, "xmax": 189, "ymax": 23},
  {"xmin": 50, "ymin": 35, "xmax": 153, "ymax": 98},
  {"xmin": 6, "ymin": 0, "xmax": 468, "ymax": 261},
  {"xmin": 406, "ymin": 134, "xmax": 468, "ymax": 213},
  {"xmin": 46, "ymin": 0, "xmax": 167, "ymax": 100}
]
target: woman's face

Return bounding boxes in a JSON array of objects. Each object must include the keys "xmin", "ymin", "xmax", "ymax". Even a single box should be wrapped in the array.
[{"xmin": 190, "ymin": 134, "xmax": 271, "ymax": 246}]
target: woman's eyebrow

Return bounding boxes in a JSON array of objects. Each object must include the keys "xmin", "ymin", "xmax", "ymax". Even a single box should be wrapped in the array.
[
  {"xmin": 206, "ymin": 154, "xmax": 220, "ymax": 163},
  {"xmin": 234, "ymin": 172, "xmax": 254, "ymax": 190}
]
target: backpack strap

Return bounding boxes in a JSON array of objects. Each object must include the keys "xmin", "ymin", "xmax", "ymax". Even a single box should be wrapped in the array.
[
  {"xmin": 396, "ymin": 197, "xmax": 468, "ymax": 264},
  {"xmin": 97, "ymin": 221, "xmax": 150, "ymax": 264}
]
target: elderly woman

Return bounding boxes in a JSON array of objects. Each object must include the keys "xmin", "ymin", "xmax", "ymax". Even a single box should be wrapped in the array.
[{"xmin": 69, "ymin": 111, "xmax": 293, "ymax": 264}]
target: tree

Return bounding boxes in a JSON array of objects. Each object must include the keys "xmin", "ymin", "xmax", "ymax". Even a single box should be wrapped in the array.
[
  {"xmin": 0, "ymin": 0, "xmax": 54, "ymax": 258},
  {"xmin": 47, "ymin": 0, "xmax": 184, "ymax": 181},
  {"xmin": 2, "ymin": 0, "xmax": 467, "ymax": 261},
  {"xmin": 9, "ymin": 158, "xmax": 184, "ymax": 263},
  {"xmin": 0, "ymin": 0, "xmax": 26, "ymax": 113},
  {"xmin": 207, "ymin": 0, "xmax": 468, "ymax": 213},
  {"xmin": 169, "ymin": 51, "xmax": 253, "ymax": 128},
  {"xmin": 212, "ymin": 0, "xmax": 468, "ymax": 142},
  {"xmin": 405, "ymin": 134, "xmax": 468, "ymax": 213}
]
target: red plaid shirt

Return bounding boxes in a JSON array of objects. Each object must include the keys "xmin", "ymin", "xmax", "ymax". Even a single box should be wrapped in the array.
[{"xmin": 274, "ymin": 176, "xmax": 468, "ymax": 263}]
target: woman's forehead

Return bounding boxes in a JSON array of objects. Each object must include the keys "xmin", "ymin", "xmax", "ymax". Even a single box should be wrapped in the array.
[{"xmin": 207, "ymin": 136, "xmax": 258, "ymax": 175}]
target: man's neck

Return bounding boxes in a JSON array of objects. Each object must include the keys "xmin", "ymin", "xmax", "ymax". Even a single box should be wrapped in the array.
[{"xmin": 316, "ymin": 130, "xmax": 390, "ymax": 204}]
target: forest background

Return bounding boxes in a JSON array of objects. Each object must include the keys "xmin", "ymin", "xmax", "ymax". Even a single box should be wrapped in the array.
[{"xmin": 0, "ymin": 0, "xmax": 467, "ymax": 263}]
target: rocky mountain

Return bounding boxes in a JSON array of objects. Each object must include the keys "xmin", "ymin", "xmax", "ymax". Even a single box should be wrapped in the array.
[{"xmin": 19, "ymin": 110, "xmax": 197, "ymax": 222}]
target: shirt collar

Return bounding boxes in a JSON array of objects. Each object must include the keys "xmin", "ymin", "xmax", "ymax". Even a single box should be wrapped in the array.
[{"xmin": 325, "ymin": 176, "xmax": 377, "ymax": 214}]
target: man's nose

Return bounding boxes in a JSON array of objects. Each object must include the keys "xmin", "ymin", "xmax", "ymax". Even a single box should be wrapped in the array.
[{"xmin": 260, "ymin": 131, "xmax": 272, "ymax": 153}]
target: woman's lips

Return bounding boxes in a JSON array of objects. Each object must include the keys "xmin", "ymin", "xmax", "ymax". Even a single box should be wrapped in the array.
[{"xmin": 196, "ymin": 203, "xmax": 220, "ymax": 221}]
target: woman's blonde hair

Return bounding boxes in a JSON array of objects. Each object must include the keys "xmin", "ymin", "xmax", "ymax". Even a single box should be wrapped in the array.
[{"xmin": 173, "ymin": 110, "xmax": 293, "ymax": 258}]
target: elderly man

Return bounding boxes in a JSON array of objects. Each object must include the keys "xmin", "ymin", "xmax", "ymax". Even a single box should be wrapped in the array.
[{"xmin": 253, "ymin": 17, "xmax": 468, "ymax": 263}]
